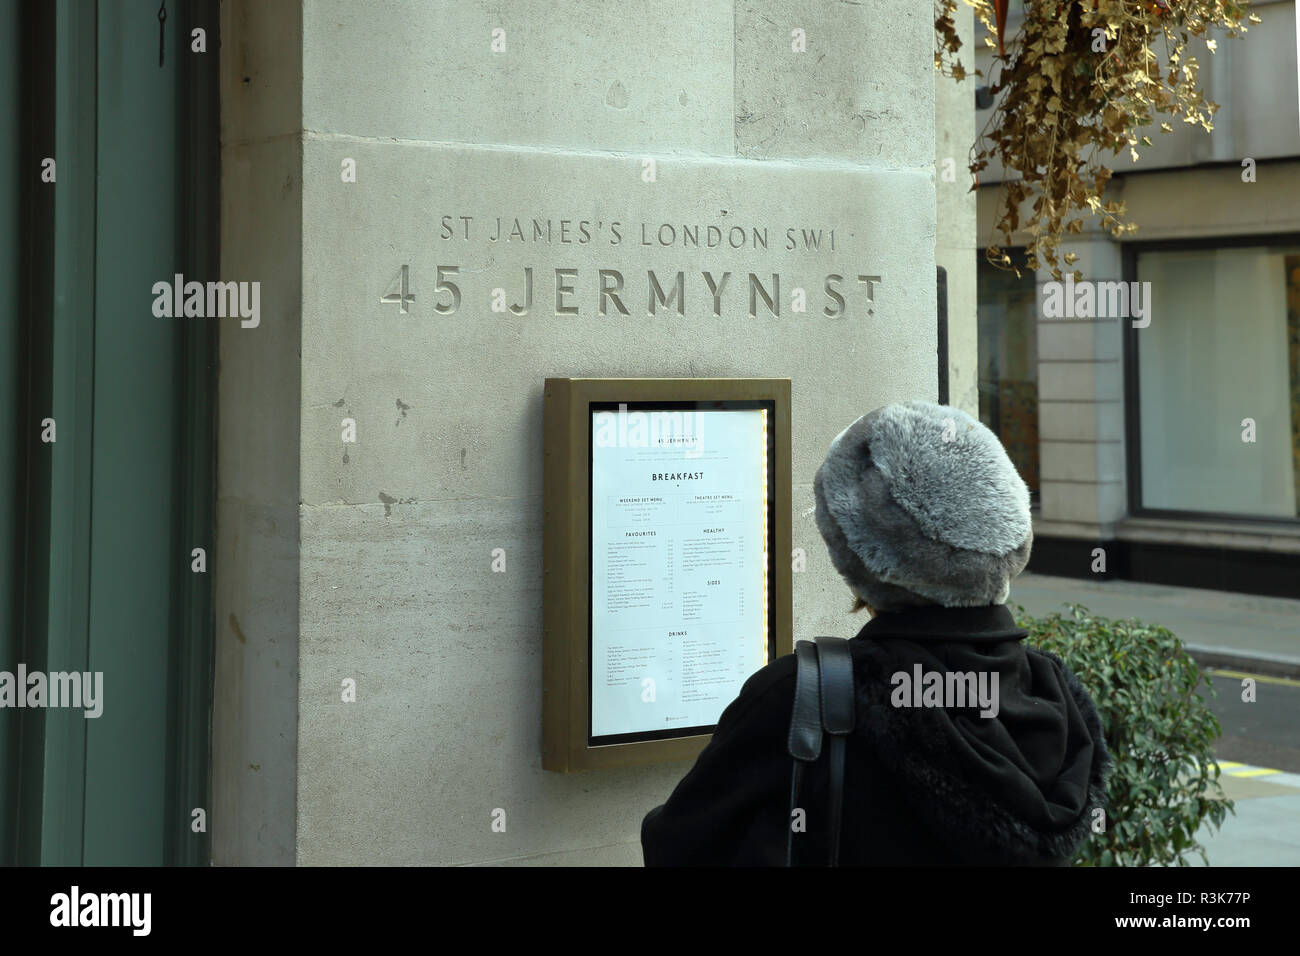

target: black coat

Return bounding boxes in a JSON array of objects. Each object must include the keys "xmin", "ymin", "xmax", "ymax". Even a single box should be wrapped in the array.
[{"xmin": 641, "ymin": 604, "xmax": 1111, "ymax": 866}]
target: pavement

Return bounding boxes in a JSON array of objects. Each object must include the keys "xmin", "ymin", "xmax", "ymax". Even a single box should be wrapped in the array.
[
  {"xmin": 1009, "ymin": 573, "xmax": 1300, "ymax": 867},
  {"xmin": 1190, "ymin": 761, "xmax": 1300, "ymax": 866},
  {"xmin": 1010, "ymin": 572, "xmax": 1300, "ymax": 677}
]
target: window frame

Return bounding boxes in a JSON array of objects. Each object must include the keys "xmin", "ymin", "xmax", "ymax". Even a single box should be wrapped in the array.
[{"xmin": 1121, "ymin": 232, "xmax": 1300, "ymax": 525}]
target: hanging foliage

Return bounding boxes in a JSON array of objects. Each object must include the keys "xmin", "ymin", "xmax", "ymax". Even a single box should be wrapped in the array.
[{"xmin": 935, "ymin": 0, "xmax": 1261, "ymax": 279}]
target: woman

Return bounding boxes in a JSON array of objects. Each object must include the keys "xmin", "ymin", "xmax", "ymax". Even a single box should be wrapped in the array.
[{"xmin": 641, "ymin": 400, "xmax": 1111, "ymax": 865}]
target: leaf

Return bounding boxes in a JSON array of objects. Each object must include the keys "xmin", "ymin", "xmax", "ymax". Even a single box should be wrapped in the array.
[
  {"xmin": 956, "ymin": 0, "xmax": 1252, "ymax": 280},
  {"xmin": 1022, "ymin": 604, "xmax": 1233, "ymax": 866}
]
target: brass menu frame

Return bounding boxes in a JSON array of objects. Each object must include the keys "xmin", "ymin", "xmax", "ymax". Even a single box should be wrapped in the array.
[{"xmin": 542, "ymin": 378, "xmax": 793, "ymax": 772}]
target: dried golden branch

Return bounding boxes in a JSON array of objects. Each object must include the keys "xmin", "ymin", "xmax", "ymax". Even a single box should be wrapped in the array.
[{"xmin": 935, "ymin": 0, "xmax": 1260, "ymax": 279}]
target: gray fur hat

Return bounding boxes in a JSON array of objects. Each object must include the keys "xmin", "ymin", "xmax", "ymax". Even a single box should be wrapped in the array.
[{"xmin": 813, "ymin": 400, "xmax": 1032, "ymax": 611}]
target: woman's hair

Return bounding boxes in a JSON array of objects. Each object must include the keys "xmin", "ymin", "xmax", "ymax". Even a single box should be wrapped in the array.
[{"xmin": 851, "ymin": 595, "xmax": 870, "ymax": 614}]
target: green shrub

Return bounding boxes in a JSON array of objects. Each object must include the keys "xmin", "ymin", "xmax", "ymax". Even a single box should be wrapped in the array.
[{"xmin": 1013, "ymin": 603, "xmax": 1234, "ymax": 866}]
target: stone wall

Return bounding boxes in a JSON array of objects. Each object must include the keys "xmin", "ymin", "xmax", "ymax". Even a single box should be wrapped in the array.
[{"xmin": 216, "ymin": 0, "xmax": 960, "ymax": 866}]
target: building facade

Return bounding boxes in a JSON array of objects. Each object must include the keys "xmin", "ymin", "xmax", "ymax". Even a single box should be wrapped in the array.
[
  {"xmin": 974, "ymin": 0, "xmax": 1300, "ymax": 599},
  {"xmin": 3, "ymin": 0, "xmax": 978, "ymax": 865}
]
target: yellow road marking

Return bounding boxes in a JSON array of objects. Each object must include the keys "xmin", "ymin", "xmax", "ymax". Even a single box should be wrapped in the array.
[
  {"xmin": 1229, "ymin": 768, "xmax": 1280, "ymax": 778},
  {"xmin": 1207, "ymin": 669, "xmax": 1300, "ymax": 689}
]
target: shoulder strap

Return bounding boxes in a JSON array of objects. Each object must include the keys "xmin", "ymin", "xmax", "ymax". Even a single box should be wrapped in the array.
[
  {"xmin": 815, "ymin": 637, "xmax": 855, "ymax": 867},
  {"xmin": 786, "ymin": 638, "xmax": 856, "ymax": 867},
  {"xmin": 787, "ymin": 641, "xmax": 823, "ymax": 761},
  {"xmin": 786, "ymin": 641, "xmax": 821, "ymax": 866}
]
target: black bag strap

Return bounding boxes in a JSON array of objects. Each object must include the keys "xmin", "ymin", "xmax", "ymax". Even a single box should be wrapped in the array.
[
  {"xmin": 817, "ymin": 637, "xmax": 855, "ymax": 866},
  {"xmin": 786, "ymin": 637, "xmax": 855, "ymax": 866},
  {"xmin": 786, "ymin": 641, "xmax": 821, "ymax": 866},
  {"xmin": 787, "ymin": 642, "xmax": 823, "ymax": 761}
]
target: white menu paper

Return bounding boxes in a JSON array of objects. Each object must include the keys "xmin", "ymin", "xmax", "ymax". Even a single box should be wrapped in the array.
[{"xmin": 590, "ymin": 405, "xmax": 769, "ymax": 740}]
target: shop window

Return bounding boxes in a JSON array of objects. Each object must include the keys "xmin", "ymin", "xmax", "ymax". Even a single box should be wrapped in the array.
[
  {"xmin": 1133, "ymin": 243, "xmax": 1300, "ymax": 519},
  {"xmin": 977, "ymin": 250, "xmax": 1040, "ymax": 497}
]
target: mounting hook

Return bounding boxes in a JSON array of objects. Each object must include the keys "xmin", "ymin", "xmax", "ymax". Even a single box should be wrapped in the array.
[{"xmin": 158, "ymin": 1, "xmax": 167, "ymax": 68}]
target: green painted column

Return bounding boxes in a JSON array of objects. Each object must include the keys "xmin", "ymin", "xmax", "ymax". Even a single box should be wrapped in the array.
[
  {"xmin": 1, "ymin": 0, "xmax": 216, "ymax": 866},
  {"xmin": 80, "ymin": 0, "xmax": 187, "ymax": 866}
]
